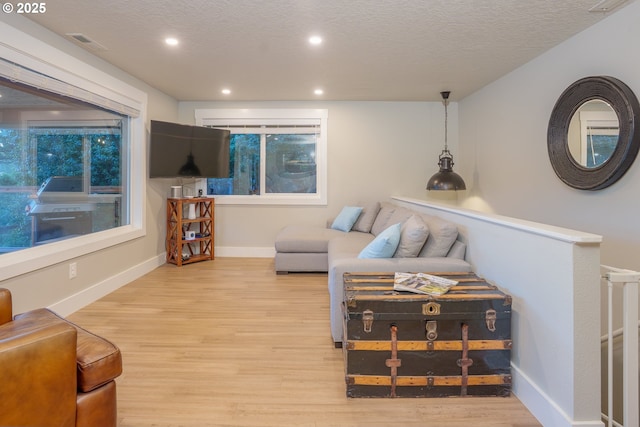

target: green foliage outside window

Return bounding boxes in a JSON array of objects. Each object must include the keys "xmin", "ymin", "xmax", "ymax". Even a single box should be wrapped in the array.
[
  {"xmin": 90, "ymin": 134, "xmax": 121, "ymax": 187},
  {"xmin": 0, "ymin": 128, "xmax": 30, "ymax": 248},
  {"xmin": 207, "ymin": 133, "xmax": 317, "ymax": 196},
  {"xmin": 208, "ymin": 134, "xmax": 260, "ymax": 195},
  {"xmin": 0, "ymin": 126, "xmax": 122, "ymax": 252},
  {"xmin": 35, "ymin": 132, "xmax": 83, "ymax": 184}
]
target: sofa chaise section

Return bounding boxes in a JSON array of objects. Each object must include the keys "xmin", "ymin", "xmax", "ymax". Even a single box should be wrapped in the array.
[
  {"xmin": 273, "ymin": 201, "xmax": 474, "ymax": 345},
  {"xmin": 274, "ymin": 225, "xmax": 352, "ymax": 273}
]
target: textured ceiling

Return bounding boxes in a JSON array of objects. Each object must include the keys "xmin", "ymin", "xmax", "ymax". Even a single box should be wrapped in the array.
[{"xmin": 24, "ymin": 0, "xmax": 636, "ymax": 102}]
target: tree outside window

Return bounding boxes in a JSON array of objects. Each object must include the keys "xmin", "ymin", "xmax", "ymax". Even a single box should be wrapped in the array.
[
  {"xmin": 196, "ymin": 109, "xmax": 327, "ymax": 205},
  {"xmin": 0, "ymin": 83, "xmax": 127, "ymax": 253}
]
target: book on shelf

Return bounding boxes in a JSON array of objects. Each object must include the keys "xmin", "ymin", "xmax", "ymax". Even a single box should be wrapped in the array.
[{"xmin": 393, "ymin": 272, "xmax": 459, "ymax": 296}]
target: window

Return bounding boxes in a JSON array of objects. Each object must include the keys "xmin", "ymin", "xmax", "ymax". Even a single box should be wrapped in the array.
[
  {"xmin": 579, "ymin": 111, "xmax": 618, "ymax": 168},
  {"xmin": 568, "ymin": 99, "xmax": 619, "ymax": 168},
  {"xmin": 195, "ymin": 109, "xmax": 327, "ymax": 205},
  {"xmin": 30, "ymin": 122, "xmax": 123, "ymax": 192},
  {"xmin": 0, "ymin": 33, "xmax": 146, "ymax": 280},
  {"xmin": 0, "ymin": 81, "xmax": 129, "ymax": 251}
]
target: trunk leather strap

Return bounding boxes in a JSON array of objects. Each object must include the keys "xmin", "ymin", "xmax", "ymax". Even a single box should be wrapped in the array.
[
  {"xmin": 457, "ymin": 323, "xmax": 474, "ymax": 396},
  {"xmin": 385, "ymin": 325, "xmax": 402, "ymax": 397}
]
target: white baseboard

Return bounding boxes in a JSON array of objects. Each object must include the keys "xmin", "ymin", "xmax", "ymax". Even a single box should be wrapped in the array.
[
  {"xmin": 215, "ymin": 246, "xmax": 275, "ymax": 258},
  {"xmin": 512, "ymin": 363, "xmax": 604, "ymax": 427},
  {"xmin": 48, "ymin": 249, "xmax": 273, "ymax": 316},
  {"xmin": 49, "ymin": 253, "xmax": 166, "ymax": 317}
]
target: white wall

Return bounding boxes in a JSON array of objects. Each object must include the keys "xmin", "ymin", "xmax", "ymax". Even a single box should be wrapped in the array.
[
  {"xmin": 455, "ymin": 8, "xmax": 640, "ymax": 424},
  {"xmin": 394, "ymin": 197, "xmax": 603, "ymax": 427},
  {"xmin": 0, "ymin": 14, "xmax": 179, "ymax": 314},
  {"xmin": 178, "ymin": 101, "xmax": 457, "ymax": 255},
  {"xmin": 0, "ymin": 14, "xmax": 459, "ymax": 311},
  {"xmin": 457, "ymin": 1, "xmax": 640, "ymax": 272},
  {"xmin": 0, "ymin": 6, "xmax": 630, "ymax": 425}
]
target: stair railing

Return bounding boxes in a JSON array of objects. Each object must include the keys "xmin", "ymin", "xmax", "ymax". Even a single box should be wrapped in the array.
[{"xmin": 600, "ymin": 265, "xmax": 639, "ymax": 427}]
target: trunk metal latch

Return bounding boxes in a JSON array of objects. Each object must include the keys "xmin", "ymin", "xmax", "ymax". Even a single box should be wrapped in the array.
[
  {"xmin": 485, "ymin": 309, "xmax": 497, "ymax": 332},
  {"xmin": 362, "ymin": 309, "xmax": 374, "ymax": 333},
  {"xmin": 425, "ymin": 320, "xmax": 438, "ymax": 341}
]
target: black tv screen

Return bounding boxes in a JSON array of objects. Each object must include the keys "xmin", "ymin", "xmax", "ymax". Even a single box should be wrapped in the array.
[{"xmin": 149, "ymin": 120, "xmax": 230, "ymax": 178}]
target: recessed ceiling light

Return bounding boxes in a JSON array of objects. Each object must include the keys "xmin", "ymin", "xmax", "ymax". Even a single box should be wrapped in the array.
[
  {"xmin": 221, "ymin": 88, "xmax": 231, "ymax": 95},
  {"xmin": 309, "ymin": 35, "xmax": 323, "ymax": 46},
  {"xmin": 314, "ymin": 89, "xmax": 324, "ymax": 95},
  {"xmin": 165, "ymin": 37, "xmax": 179, "ymax": 46}
]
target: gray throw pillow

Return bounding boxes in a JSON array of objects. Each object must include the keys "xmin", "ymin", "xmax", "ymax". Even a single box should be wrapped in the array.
[
  {"xmin": 370, "ymin": 203, "xmax": 396, "ymax": 236},
  {"xmin": 385, "ymin": 207, "xmax": 414, "ymax": 229},
  {"xmin": 394, "ymin": 215, "xmax": 429, "ymax": 258},
  {"xmin": 418, "ymin": 215, "xmax": 459, "ymax": 257},
  {"xmin": 352, "ymin": 201, "xmax": 381, "ymax": 233}
]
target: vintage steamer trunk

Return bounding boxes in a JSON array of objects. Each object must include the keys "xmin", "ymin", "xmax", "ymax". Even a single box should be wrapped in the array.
[{"xmin": 343, "ymin": 272, "xmax": 512, "ymax": 398}]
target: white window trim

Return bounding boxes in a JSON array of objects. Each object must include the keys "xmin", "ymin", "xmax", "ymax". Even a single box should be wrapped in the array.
[
  {"xmin": 0, "ymin": 21, "xmax": 147, "ymax": 281},
  {"xmin": 195, "ymin": 108, "xmax": 328, "ymax": 205},
  {"xmin": 579, "ymin": 110, "xmax": 618, "ymax": 166}
]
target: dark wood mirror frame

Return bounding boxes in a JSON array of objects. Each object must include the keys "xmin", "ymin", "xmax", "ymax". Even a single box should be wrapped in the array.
[{"xmin": 547, "ymin": 76, "xmax": 640, "ymax": 190}]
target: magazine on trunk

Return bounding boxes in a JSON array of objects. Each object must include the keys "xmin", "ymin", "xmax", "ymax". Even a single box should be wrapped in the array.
[{"xmin": 393, "ymin": 272, "xmax": 459, "ymax": 296}]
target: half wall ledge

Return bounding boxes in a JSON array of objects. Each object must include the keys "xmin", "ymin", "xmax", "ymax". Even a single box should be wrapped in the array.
[
  {"xmin": 392, "ymin": 195, "xmax": 603, "ymax": 427},
  {"xmin": 392, "ymin": 196, "xmax": 602, "ymax": 245}
]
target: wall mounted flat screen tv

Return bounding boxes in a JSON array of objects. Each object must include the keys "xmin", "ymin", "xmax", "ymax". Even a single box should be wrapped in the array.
[{"xmin": 149, "ymin": 120, "xmax": 230, "ymax": 178}]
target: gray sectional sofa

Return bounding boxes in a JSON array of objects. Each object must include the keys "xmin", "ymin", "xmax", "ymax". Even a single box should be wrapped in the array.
[{"xmin": 274, "ymin": 201, "xmax": 473, "ymax": 346}]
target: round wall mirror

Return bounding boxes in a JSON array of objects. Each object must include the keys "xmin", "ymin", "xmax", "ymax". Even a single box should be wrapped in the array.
[
  {"xmin": 547, "ymin": 76, "xmax": 640, "ymax": 190},
  {"xmin": 567, "ymin": 99, "xmax": 618, "ymax": 168}
]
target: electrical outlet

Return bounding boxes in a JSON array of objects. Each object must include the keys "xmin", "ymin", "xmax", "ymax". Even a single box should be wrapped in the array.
[{"xmin": 69, "ymin": 262, "xmax": 77, "ymax": 279}]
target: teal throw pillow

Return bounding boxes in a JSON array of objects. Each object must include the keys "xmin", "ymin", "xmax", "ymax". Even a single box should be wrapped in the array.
[
  {"xmin": 331, "ymin": 206, "xmax": 363, "ymax": 232},
  {"xmin": 358, "ymin": 223, "xmax": 402, "ymax": 258}
]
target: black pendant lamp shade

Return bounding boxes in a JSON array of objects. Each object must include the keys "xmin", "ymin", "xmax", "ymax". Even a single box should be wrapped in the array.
[
  {"xmin": 426, "ymin": 91, "xmax": 466, "ymax": 191},
  {"xmin": 178, "ymin": 153, "xmax": 201, "ymax": 177}
]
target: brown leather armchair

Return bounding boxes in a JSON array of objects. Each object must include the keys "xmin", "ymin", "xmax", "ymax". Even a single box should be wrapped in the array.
[{"xmin": 0, "ymin": 288, "xmax": 122, "ymax": 427}]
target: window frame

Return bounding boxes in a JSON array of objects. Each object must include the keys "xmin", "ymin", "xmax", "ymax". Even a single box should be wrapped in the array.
[
  {"xmin": 578, "ymin": 110, "xmax": 618, "ymax": 167},
  {"xmin": 195, "ymin": 109, "xmax": 328, "ymax": 205},
  {"xmin": 0, "ymin": 21, "xmax": 147, "ymax": 281},
  {"xmin": 26, "ymin": 116, "xmax": 126, "ymax": 191}
]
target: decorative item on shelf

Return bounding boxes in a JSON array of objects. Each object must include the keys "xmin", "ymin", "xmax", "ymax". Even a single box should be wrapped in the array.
[
  {"xmin": 187, "ymin": 203, "xmax": 197, "ymax": 219},
  {"xmin": 170, "ymin": 186, "xmax": 182, "ymax": 198},
  {"xmin": 426, "ymin": 91, "xmax": 467, "ymax": 191}
]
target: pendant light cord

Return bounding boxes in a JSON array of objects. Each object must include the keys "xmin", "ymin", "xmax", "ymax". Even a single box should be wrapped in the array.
[
  {"xmin": 444, "ymin": 97, "xmax": 448, "ymax": 152},
  {"xmin": 440, "ymin": 91, "xmax": 451, "ymax": 153}
]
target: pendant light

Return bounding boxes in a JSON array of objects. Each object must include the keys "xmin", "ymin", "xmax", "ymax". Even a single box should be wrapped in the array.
[
  {"xmin": 178, "ymin": 152, "xmax": 201, "ymax": 177},
  {"xmin": 426, "ymin": 91, "xmax": 466, "ymax": 191}
]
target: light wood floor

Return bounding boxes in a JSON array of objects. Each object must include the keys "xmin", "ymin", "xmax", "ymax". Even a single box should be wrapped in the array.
[{"xmin": 68, "ymin": 258, "xmax": 542, "ymax": 427}]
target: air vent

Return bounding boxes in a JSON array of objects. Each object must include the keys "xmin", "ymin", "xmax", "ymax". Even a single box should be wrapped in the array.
[
  {"xmin": 65, "ymin": 33, "xmax": 108, "ymax": 51},
  {"xmin": 588, "ymin": 0, "xmax": 628, "ymax": 13}
]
